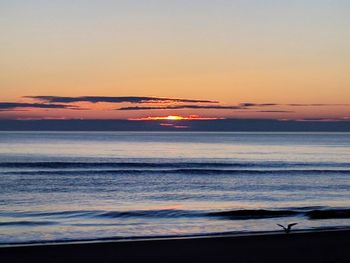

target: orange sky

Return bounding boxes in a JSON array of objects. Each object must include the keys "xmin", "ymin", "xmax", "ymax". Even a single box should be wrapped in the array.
[{"xmin": 1, "ymin": 1, "xmax": 349, "ymax": 120}]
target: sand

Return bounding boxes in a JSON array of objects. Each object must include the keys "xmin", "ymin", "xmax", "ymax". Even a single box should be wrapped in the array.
[{"xmin": 1, "ymin": 229, "xmax": 349, "ymax": 263}]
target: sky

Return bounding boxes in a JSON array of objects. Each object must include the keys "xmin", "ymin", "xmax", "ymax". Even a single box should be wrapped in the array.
[{"xmin": 1, "ymin": 0, "xmax": 349, "ymax": 121}]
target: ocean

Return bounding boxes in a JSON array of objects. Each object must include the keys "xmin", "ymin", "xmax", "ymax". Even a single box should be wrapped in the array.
[{"xmin": 0, "ymin": 131, "xmax": 349, "ymax": 244}]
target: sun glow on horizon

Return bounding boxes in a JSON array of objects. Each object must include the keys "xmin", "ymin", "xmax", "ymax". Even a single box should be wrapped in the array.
[{"xmin": 128, "ymin": 115, "xmax": 224, "ymax": 121}]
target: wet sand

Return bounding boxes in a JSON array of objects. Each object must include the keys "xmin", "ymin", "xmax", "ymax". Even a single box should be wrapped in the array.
[{"xmin": 1, "ymin": 229, "xmax": 350, "ymax": 263}]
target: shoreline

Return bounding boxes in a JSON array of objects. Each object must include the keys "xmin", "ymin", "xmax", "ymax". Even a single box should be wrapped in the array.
[
  {"xmin": 1, "ymin": 226, "xmax": 350, "ymax": 247},
  {"xmin": 1, "ymin": 228, "xmax": 350, "ymax": 263}
]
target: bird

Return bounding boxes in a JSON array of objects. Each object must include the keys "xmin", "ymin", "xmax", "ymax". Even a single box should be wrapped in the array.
[{"xmin": 277, "ymin": 223, "xmax": 298, "ymax": 234}]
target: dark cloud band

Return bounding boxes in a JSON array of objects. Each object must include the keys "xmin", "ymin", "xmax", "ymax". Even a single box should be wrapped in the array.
[
  {"xmin": 239, "ymin": 103, "xmax": 278, "ymax": 107},
  {"xmin": 117, "ymin": 105, "xmax": 245, "ymax": 110},
  {"xmin": 0, "ymin": 102, "xmax": 78, "ymax": 111},
  {"xmin": 257, "ymin": 110, "xmax": 294, "ymax": 113},
  {"xmin": 287, "ymin": 103, "xmax": 348, "ymax": 107},
  {"xmin": 26, "ymin": 96, "xmax": 218, "ymax": 104}
]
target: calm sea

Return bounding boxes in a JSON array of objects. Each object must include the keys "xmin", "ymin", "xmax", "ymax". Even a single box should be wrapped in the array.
[{"xmin": 0, "ymin": 131, "xmax": 349, "ymax": 244}]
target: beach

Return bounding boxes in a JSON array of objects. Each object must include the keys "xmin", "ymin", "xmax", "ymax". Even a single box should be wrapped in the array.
[{"xmin": 1, "ymin": 229, "xmax": 350, "ymax": 263}]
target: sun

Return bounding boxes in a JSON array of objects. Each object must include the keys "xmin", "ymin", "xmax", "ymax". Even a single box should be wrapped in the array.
[
  {"xmin": 129, "ymin": 115, "xmax": 184, "ymax": 121},
  {"xmin": 128, "ymin": 115, "xmax": 224, "ymax": 121},
  {"xmin": 164, "ymin": 115, "xmax": 184, "ymax": 120}
]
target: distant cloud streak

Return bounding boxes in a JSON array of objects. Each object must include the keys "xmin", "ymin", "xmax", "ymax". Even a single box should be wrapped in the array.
[
  {"xmin": 116, "ymin": 102, "xmax": 346, "ymax": 112},
  {"xmin": 287, "ymin": 103, "xmax": 349, "ymax": 106},
  {"xmin": 239, "ymin": 103, "xmax": 278, "ymax": 107},
  {"xmin": 0, "ymin": 102, "xmax": 78, "ymax": 111},
  {"xmin": 118, "ymin": 105, "xmax": 244, "ymax": 110},
  {"xmin": 257, "ymin": 110, "xmax": 294, "ymax": 113},
  {"xmin": 26, "ymin": 96, "xmax": 218, "ymax": 104}
]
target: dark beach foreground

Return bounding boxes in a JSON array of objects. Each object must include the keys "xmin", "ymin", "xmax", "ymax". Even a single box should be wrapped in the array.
[{"xmin": 1, "ymin": 229, "xmax": 350, "ymax": 263}]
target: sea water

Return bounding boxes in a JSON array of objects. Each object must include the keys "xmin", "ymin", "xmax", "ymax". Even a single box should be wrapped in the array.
[{"xmin": 0, "ymin": 132, "xmax": 349, "ymax": 244}]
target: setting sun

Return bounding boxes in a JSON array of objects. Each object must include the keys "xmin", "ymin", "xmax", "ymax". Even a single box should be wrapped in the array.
[
  {"xmin": 128, "ymin": 115, "xmax": 223, "ymax": 121},
  {"xmin": 165, "ymin": 115, "xmax": 183, "ymax": 120}
]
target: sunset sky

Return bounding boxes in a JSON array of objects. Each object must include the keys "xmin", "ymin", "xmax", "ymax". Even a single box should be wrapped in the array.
[{"xmin": 1, "ymin": 1, "xmax": 349, "ymax": 121}]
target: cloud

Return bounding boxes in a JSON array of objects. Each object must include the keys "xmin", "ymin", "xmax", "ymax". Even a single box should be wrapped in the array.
[
  {"xmin": 257, "ymin": 110, "xmax": 294, "ymax": 113},
  {"xmin": 118, "ymin": 105, "xmax": 296, "ymax": 113},
  {"xmin": 117, "ymin": 105, "xmax": 245, "ymax": 110},
  {"xmin": 287, "ymin": 103, "xmax": 349, "ymax": 106},
  {"xmin": 117, "ymin": 103, "xmax": 302, "ymax": 111},
  {"xmin": 9, "ymin": 96, "xmax": 348, "ymax": 115},
  {"xmin": 239, "ymin": 103, "xmax": 278, "ymax": 107},
  {"xmin": 240, "ymin": 103, "xmax": 349, "ymax": 107},
  {"xmin": 0, "ymin": 102, "xmax": 79, "ymax": 111},
  {"xmin": 26, "ymin": 96, "xmax": 218, "ymax": 104}
]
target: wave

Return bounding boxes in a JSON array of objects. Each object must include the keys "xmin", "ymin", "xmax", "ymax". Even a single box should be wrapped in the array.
[
  {"xmin": 3, "ymin": 169, "xmax": 350, "ymax": 176},
  {"xmin": 0, "ymin": 161, "xmax": 349, "ymax": 169},
  {"xmin": 208, "ymin": 209, "xmax": 300, "ymax": 219},
  {"xmin": 3, "ymin": 208, "xmax": 350, "ymax": 221},
  {"xmin": 96, "ymin": 209, "xmax": 204, "ymax": 218},
  {"xmin": 0, "ymin": 221, "xmax": 57, "ymax": 227},
  {"xmin": 0, "ymin": 162, "xmax": 247, "ymax": 168},
  {"xmin": 1, "ymin": 209, "xmax": 204, "ymax": 219},
  {"xmin": 307, "ymin": 209, "xmax": 350, "ymax": 219},
  {"xmin": 210, "ymin": 208, "xmax": 350, "ymax": 220}
]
